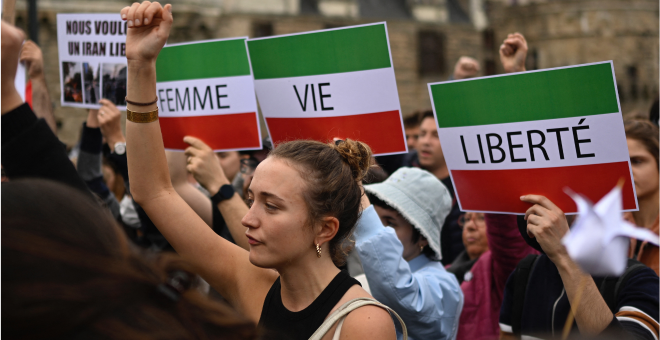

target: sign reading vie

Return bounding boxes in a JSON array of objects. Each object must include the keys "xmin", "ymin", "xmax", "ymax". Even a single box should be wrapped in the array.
[
  {"xmin": 156, "ymin": 38, "xmax": 261, "ymax": 152},
  {"xmin": 57, "ymin": 13, "xmax": 127, "ymax": 109},
  {"xmin": 246, "ymin": 23, "xmax": 407, "ymax": 156},
  {"xmin": 428, "ymin": 61, "xmax": 637, "ymax": 214}
]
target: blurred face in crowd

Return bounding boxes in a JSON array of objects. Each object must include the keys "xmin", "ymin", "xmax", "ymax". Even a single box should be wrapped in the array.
[
  {"xmin": 460, "ymin": 212, "xmax": 489, "ymax": 260},
  {"xmin": 627, "ymin": 138, "xmax": 659, "ymax": 199},
  {"xmin": 242, "ymin": 157, "xmax": 314, "ymax": 269},
  {"xmin": 216, "ymin": 151, "xmax": 240, "ymax": 182},
  {"xmin": 374, "ymin": 206, "xmax": 427, "ymax": 261},
  {"xmin": 417, "ymin": 117, "xmax": 445, "ymax": 174},
  {"xmin": 405, "ymin": 126, "xmax": 420, "ymax": 150}
]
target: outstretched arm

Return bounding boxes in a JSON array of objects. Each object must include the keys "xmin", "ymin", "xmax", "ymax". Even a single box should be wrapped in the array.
[
  {"xmin": 166, "ymin": 150, "xmax": 213, "ymax": 226},
  {"xmin": 20, "ymin": 40, "xmax": 57, "ymax": 133},
  {"xmin": 121, "ymin": 2, "xmax": 274, "ymax": 321}
]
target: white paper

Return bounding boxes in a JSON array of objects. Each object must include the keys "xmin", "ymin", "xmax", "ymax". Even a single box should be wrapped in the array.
[
  {"xmin": 56, "ymin": 13, "xmax": 127, "ymax": 110},
  {"xmin": 15, "ymin": 62, "xmax": 26, "ymax": 101},
  {"xmin": 562, "ymin": 185, "xmax": 659, "ymax": 276}
]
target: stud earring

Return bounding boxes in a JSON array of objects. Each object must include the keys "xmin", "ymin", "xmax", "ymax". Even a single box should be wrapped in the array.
[
  {"xmin": 420, "ymin": 245, "xmax": 425, "ymax": 252},
  {"xmin": 316, "ymin": 243, "xmax": 322, "ymax": 258}
]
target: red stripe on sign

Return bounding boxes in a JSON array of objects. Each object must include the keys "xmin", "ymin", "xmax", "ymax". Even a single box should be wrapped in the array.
[
  {"xmin": 451, "ymin": 161, "xmax": 636, "ymax": 213},
  {"xmin": 265, "ymin": 110, "xmax": 406, "ymax": 155},
  {"xmin": 159, "ymin": 112, "xmax": 261, "ymax": 150}
]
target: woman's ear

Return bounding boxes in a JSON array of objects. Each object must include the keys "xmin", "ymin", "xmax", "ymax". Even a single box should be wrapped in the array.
[
  {"xmin": 419, "ymin": 236, "xmax": 429, "ymax": 248},
  {"xmin": 315, "ymin": 216, "xmax": 340, "ymax": 245}
]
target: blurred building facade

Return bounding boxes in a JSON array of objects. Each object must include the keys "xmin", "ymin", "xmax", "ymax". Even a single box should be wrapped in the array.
[{"xmin": 12, "ymin": 0, "xmax": 658, "ymax": 145}]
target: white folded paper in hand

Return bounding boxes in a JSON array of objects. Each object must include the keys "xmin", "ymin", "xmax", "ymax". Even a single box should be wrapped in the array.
[{"xmin": 562, "ymin": 184, "xmax": 659, "ymax": 276}]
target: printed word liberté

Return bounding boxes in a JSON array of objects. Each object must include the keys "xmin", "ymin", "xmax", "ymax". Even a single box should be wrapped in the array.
[{"xmin": 459, "ymin": 118, "xmax": 595, "ymax": 164}]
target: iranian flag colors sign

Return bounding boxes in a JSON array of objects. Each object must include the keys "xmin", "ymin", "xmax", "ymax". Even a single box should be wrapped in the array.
[
  {"xmin": 246, "ymin": 23, "xmax": 407, "ymax": 155},
  {"xmin": 156, "ymin": 38, "xmax": 261, "ymax": 151},
  {"xmin": 429, "ymin": 61, "xmax": 637, "ymax": 214}
]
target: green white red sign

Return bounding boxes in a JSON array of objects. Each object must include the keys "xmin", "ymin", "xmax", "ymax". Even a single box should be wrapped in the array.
[
  {"xmin": 156, "ymin": 38, "xmax": 261, "ymax": 151},
  {"xmin": 428, "ymin": 61, "xmax": 637, "ymax": 214},
  {"xmin": 246, "ymin": 22, "xmax": 407, "ymax": 156}
]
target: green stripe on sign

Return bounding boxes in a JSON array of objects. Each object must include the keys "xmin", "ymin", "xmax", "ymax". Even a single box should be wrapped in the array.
[
  {"xmin": 431, "ymin": 63, "xmax": 619, "ymax": 128},
  {"xmin": 156, "ymin": 39, "xmax": 251, "ymax": 82},
  {"xmin": 247, "ymin": 24, "xmax": 391, "ymax": 80}
]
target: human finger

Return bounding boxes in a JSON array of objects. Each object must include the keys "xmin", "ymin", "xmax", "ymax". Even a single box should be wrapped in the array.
[
  {"xmin": 524, "ymin": 203, "xmax": 550, "ymax": 221},
  {"xmin": 143, "ymin": 1, "xmax": 162, "ymax": 26},
  {"xmin": 158, "ymin": 4, "xmax": 174, "ymax": 40},
  {"xmin": 120, "ymin": 6, "xmax": 131, "ymax": 20},
  {"xmin": 183, "ymin": 136, "xmax": 211, "ymax": 151},
  {"xmin": 184, "ymin": 146, "xmax": 202, "ymax": 157},
  {"xmin": 133, "ymin": 1, "xmax": 151, "ymax": 27},
  {"xmin": 126, "ymin": 3, "xmax": 140, "ymax": 27},
  {"xmin": 521, "ymin": 194, "xmax": 561, "ymax": 214}
]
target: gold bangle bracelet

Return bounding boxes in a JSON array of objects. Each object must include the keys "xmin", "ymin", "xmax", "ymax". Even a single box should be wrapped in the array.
[{"xmin": 127, "ymin": 108, "xmax": 159, "ymax": 123}]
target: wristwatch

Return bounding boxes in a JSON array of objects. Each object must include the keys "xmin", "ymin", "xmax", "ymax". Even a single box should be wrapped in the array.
[
  {"xmin": 211, "ymin": 184, "xmax": 235, "ymax": 205},
  {"xmin": 113, "ymin": 142, "xmax": 126, "ymax": 155}
]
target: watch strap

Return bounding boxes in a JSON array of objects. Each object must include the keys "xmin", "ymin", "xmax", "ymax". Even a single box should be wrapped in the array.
[{"xmin": 211, "ymin": 184, "xmax": 235, "ymax": 205}]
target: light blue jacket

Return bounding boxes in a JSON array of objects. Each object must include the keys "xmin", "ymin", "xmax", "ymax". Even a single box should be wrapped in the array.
[{"xmin": 355, "ymin": 206, "xmax": 464, "ymax": 340}]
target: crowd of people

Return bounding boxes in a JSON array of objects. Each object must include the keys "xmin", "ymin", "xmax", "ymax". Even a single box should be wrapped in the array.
[{"xmin": 2, "ymin": 3, "xmax": 659, "ymax": 339}]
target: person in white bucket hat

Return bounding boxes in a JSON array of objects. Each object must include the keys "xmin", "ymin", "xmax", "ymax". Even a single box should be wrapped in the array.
[{"xmin": 355, "ymin": 167, "xmax": 464, "ymax": 340}]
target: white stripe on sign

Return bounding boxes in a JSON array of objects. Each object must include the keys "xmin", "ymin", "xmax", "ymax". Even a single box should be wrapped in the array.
[
  {"xmin": 156, "ymin": 75, "xmax": 256, "ymax": 117},
  {"xmin": 254, "ymin": 67, "xmax": 399, "ymax": 118},
  {"xmin": 438, "ymin": 112, "xmax": 629, "ymax": 170}
]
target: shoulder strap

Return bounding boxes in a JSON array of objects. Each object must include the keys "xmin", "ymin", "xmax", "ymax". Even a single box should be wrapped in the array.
[
  {"xmin": 308, "ymin": 297, "xmax": 408, "ymax": 340},
  {"xmin": 599, "ymin": 258, "xmax": 646, "ymax": 312},
  {"xmin": 512, "ymin": 254, "xmax": 539, "ymax": 337}
]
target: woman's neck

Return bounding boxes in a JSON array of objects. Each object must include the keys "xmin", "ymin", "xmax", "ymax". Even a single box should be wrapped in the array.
[
  {"xmin": 277, "ymin": 257, "xmax": 340, "ymax": 312},
  {"xmin": 633, "ymin": 191, "xmax": 660, "ymax": 229}
]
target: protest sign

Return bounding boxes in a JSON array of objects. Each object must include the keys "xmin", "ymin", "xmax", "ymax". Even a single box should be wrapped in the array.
[
  {"xmin": 428, "ymin": 61, "xmax": 637, "ymax": 214},
  {"xmin": 57, "ymin": 13, "xmax": 127, "ymax": 109},
  {"xmin": 15, "ymin": 62, "xmax": 25, "ymax": 101},
  {"xmin": 246, "ymin": 23, "xmax": 407, "ymax": 156},
  {"xmin": 156, "ymin": 38, "xmax": 261, "ymax": 152}
]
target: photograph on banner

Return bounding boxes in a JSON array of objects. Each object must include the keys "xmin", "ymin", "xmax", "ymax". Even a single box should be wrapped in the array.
[
  {"xmin": 57, "ymin": 13, "xmax": 127, "ymax": 109},
  {"xmin": 156, "ymin": 37, "xmax": 262, "ymax": 152},
  {"xmin": 246, "ymin": 22, "xmax": 407, "ymax": 156},
  {"xmin": 428, "ymin": 61, "xmax": 637, "ymax": 214}
]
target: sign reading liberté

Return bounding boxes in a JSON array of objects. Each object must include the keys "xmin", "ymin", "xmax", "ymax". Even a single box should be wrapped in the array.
[
  {"xmin": 428, "ymin": 61, "xmax": 637, "ymax": 214},
  {"xmin": 155, "ymin": 38, "xmax": 262, "ymax": 152},
  {"xmin": 57, "ymin": 14, "xmax": 127, "ymax": 109},
  {"xmin": 246, "ymin": 22, "xmax": 407, "ymax": 156}
]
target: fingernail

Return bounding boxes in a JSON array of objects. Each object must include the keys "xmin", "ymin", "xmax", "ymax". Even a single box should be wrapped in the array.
[
  {"xmin": 127, "ymin": 20, "xmax": 133, "ymax": 27},
  {"xmin": 135, "ymin": 19, "xmax": 140, "ymax": 26},
  {"xmin": 122, "ymin": 14, "xmax": 127, "ymax": 19},
  {"xmin": 520, "ymin": 196, "xmax": 525, "ymax": 200},
  {"xmin": 144, "ymin": 18, "xmax": 148, "ymax": 25}
]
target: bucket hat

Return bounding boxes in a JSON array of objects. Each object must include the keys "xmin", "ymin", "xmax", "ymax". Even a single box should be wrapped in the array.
[{"xmin": 364, "ymin": 167, "xmax": 452, "ymax": 259}]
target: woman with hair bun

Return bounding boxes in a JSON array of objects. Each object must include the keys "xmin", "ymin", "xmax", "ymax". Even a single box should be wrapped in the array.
[{"xmin": 120, "ymin": 2, "xmax": 399, "ymax": 339}]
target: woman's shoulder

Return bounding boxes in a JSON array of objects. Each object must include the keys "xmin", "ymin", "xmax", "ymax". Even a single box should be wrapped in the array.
[{"xmin": 329, "ymin": 285, "xmax": 397, "ymax": 340}]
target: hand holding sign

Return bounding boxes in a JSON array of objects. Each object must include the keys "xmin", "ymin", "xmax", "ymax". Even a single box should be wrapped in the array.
[
  {"xmin": 499, "ymin": 32, "xmax": 527, "ymax": 73},
  {"xmin": 521, "ymin": 194, "xmax": 570, "ymax": 262},
  {"xmin": 98, "ymin": 99, "xmax": 126, "ymax": 149},
  {"xmin": 120, "ymin": 2, "xmax": 172, "ymax": 65},
  {"xmin": 19, "ymin": 40, "xmax": 44, "ymax": 79},
  {"xmin": 184, "ymin": 136, "xmax": 230, "ymax": 195}
]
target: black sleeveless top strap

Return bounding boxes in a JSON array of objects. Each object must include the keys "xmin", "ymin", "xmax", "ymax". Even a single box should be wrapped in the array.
[{"xmin": 258, "ymin": 270, "xmax": 361, "ymax": 340}]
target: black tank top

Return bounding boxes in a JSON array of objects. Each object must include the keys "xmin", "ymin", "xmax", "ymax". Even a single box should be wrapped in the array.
[{"xmin": 258, "ymin": 270, "xmax": 360, "ymax": 340}]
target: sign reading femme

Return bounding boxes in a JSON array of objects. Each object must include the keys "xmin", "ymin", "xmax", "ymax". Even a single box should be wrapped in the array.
[
  {"xmin": 246, "ymin": 23, "xmax": 407, "ymax": 156},
  {"xmin": 57, "ymin": 13, "xmax": 128, "ymax": 109},
  {"xmin": 429, "ymin": 62, "xmax": 637, "ymax": 214},
  {"xmin": 156, "ymin": 38, "xmax": 261, "ymax": 152}
]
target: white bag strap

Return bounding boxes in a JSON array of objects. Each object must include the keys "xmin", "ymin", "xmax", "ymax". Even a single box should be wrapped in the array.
[{"xmin": 308, "ymin": 297, "xmax": 408, "ymax": 340}]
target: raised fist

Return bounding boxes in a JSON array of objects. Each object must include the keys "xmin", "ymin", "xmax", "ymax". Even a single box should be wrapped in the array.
[
  {"xmin": 453, "ymin": 56, "xmax": 480, "ymax": 80},
  {"xmin": 120, "ymin": 2, "xmax": 173, "ymax": 65},
  {"xmin": 499, "ymin": 32, "xmax": 528, "ymax": 73}
]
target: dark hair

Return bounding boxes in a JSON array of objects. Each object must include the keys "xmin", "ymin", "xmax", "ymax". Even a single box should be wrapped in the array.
[
  {"xmin": 403, "ymin": 111, "xmax": 423, "ymax": 129},
  {"xmin": 2, "ymin": 179, "xmax": 257, "ymax": 340},
  {"xmin": 366, "ymin": 193, "xmax": 437, "ymax": 260},
  {"xmin": 625, "ymin": 119, "xmax": 659, "ymax": 169},
  {"xmin": 421, "ymin": 110, "xmax": 435, "ymax": 121},
  {"xmin": 269, "ymin": 139, "xmax": 372, "ymax": 266}
]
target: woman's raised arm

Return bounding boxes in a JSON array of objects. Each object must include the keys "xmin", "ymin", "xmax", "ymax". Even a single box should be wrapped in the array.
[{"xmin": 121, "ymin": 2, "xmax": 275, "ymax": 321}]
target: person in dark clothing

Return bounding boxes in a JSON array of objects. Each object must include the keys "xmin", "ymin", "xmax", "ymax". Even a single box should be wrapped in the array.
[{"xmin": 499, "ymin": 195, "xmax": 659, "ymax": 339}]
